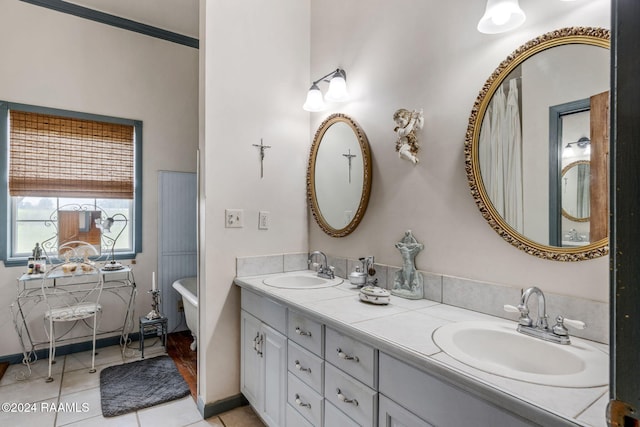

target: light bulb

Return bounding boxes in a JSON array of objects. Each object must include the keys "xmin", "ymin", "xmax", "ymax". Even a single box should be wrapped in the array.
[
  {"xmin": 303, "ymin": 84, "xmax": 325, "ymax": 112},
  {"xmin": 491, "ymin": 10, "xmax": 511, "ymax": 25},
  {"xmin": 325, "ymin": 72, "xmax": 349, "ymax": 103}
]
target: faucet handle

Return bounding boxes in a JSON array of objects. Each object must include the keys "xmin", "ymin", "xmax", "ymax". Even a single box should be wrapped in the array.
[
  {"xmin": 503, "ymin": 304, "xmax": 520, "ymax": 313},
  {"xmin": 504, "ymin": 304, "xmax": 532, "ymax": 327},
  {"xmin": 552, "ymin": 315, "xmax": 586, "ymax": 337},
  {"xmin": 563, "ymin": 317, "xmax": 586, "ymax": 330}
]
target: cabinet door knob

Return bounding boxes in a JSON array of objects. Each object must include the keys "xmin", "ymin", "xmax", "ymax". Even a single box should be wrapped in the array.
[
  {"xmin": 336, "ymin": 348, "xmax": 359, "ymax": 362},
  {"xmin": 295, "ymin": 327, "xmax": 312, "ymax": 337},
  {"xmin": 294, "ymin": 394, "xmax": 311, "ymax": 408},
  {"xmin": 294, "ymin": 360, "xmax": 311, "ymax": 373},
  {"xmin": 336, "ymin": 388, "xmax": 359, "ymax": 406}
]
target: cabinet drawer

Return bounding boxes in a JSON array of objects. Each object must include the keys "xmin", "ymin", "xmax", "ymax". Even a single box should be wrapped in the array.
[
  {"xmin": 241, "ymin": 289, "xmax": 287, "ymax": 334},
  {"xmin": 287, "ymin": 403, "xmax": 315, "ymax": 427},
  {"xmin": 288, "ymin": 373, "xmax": 324, "ymax": 426},
  {"xmin": 288, "ymin": 340, "xmax": 324, "ymax": 393},
  {"xmin": 324, "ymin": 400, "xmax": 360, "ymax": 427},
  {"xmin": 288, "ymin": 310, "xmax": 323, "ymax": 356},
  {"xmin": 324, "ymin": 363, "xmax": 377, "ymax": 427},
  {"xmin": 325, "ymin": 327, "xmax": 376, "ymax": 388}
]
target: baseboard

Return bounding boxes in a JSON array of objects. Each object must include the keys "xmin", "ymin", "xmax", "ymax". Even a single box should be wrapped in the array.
[
  {"xmin": 197, "ymin": 393, "xmax": 249, "ymax": 419},
  {"xmin": 0, "ymin": 332, "xmax": 142, "ymax": 365}
]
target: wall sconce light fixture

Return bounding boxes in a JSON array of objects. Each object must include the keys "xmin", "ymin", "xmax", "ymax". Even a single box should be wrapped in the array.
[
  {"xmin": 303, "ymin": 68, "xmax": 350, "ymax": 112},
  {"xmin": 562, "ymin": 136, "xmax": 591, "ymax": 158},
  {"xmin": 477, "ymin": 0, "xmax": 526, "ymax": 34}
]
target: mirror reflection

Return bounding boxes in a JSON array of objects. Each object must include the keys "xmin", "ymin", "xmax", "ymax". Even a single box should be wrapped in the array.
[
  {"xmin": 58, "ymin": 210, "xmax": 102, "ymax": 253},
  {"xmin": 562, "ymin": 161, "xmax": 590, "ymax": 221},
  {"xmin": 465, "ymin": 27, "xmax": 610, "ymax": 261},
  {"xmin": 308, "ymin": 114, "xmax": 372, "ymax": 237}
]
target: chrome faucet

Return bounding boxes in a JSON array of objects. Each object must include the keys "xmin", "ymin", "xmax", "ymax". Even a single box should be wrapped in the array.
[
  {"xmin": 308, "ymin": 251, "xmax": 334, "ymax": 279},
  {"xmin": 518, "ymin": 286, "xmax": 548, "ymax": 330},
  {"xmin": 505, "ymin": 286, "xmax": 585, "ymax": 345}
]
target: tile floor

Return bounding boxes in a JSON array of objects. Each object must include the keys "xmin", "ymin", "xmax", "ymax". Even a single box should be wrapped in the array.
[{"xmin": 0, "ymin": 339, "xmax": 264, "ymax": 426}]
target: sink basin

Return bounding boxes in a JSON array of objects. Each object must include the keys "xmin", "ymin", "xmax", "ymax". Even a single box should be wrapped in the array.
[
  {"xmin": 262, "ymin": 271, "xmax": 343, "ymax": 289},
  {"xmin": 432, "ymin": 320, "xmax": 608, "ymax": 387}
]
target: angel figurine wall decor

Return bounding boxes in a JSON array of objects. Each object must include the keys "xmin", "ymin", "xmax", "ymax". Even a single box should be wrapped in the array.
[{"xmin": 393, "ymin": 108, "xmax": 424, "ymax": 165}]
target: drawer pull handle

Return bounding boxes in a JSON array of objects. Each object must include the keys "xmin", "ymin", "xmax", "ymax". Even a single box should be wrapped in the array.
[
  {"xmin": 294, "ymin": 394, "xmax": 311, "ymax": 408},
  {"xmin": 336, "ymin": 388, "xmax": 359, "ymax": 406},
  {"xmin": 295, "ymin": 327, "xmax": 312, "ymax": 337},
  {"xmin": 336, "ymin": 348, "xmax": 359, "ymax": 362},
  {"xmin": 294, "ymin": 360, "xmax": 311, "ymax": 373}
]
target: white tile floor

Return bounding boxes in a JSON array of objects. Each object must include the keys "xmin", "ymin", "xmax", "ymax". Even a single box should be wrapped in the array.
[{"xmin": 0, "ymin": 340, "xmax": 219, "ymax": 427}]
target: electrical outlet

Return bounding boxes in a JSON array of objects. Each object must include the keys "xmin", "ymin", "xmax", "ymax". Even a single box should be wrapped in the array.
[
  {"xmin": 225, "ymin": 209, "xmax": 244, "ymax": 228},
  {"xmin": 258, "ymin": 211, "xmax": 270, "ymax": 230}
]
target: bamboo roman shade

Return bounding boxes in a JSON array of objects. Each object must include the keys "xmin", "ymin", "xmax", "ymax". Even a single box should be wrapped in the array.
[{"xmin": 9, "ymin": 110, "xmax": 134, "ymax": 199}]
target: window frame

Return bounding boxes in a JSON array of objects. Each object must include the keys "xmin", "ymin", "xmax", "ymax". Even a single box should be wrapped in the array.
[{"xmin": 0, "ymin": 101, "xmax": 142, "ymax": 266}]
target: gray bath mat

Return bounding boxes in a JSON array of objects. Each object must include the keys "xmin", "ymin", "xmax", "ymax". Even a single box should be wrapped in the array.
[{"xmin": 100, "ymin": 355, "xmax": 191, "ymax": 417}]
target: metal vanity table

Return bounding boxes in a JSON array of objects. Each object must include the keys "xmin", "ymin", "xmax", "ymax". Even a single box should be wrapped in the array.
[{"xmin": 11, "ymin": 265, "xmax": 137, "ymax": 369}]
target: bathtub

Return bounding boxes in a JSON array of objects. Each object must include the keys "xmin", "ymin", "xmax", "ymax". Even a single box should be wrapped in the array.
[{"xmin": 172, "ymin": 277, "xmax": 198, "ymax": 351}]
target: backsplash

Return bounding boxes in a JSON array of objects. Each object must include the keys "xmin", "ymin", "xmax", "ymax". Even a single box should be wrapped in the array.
[{"xmin": 236, "ymin": 253, "xmax": 608, "ymax": 344}]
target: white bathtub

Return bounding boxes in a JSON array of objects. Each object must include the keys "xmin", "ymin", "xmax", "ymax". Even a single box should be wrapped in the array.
[{"xmin": 172, "ymin": 277, "xmax": 198, "ymax": 351}]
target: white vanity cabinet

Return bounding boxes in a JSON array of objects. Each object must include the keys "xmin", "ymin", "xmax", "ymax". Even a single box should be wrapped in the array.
[
  {"xmin": 379, "ymin": 353, "xmax": 534, "ymax": 427},
  {"xmin": 236, "ymin": 277, "xmax": 599, "ymax": 427},
  {"xmin": 241, "ymin": 291, "xmax": 288, "ymax": 427}
]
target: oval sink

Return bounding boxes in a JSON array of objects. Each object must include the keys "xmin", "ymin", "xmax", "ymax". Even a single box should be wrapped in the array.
[
  {"xmin": 432, "ymin": 320, "xmax": 608, "ymax": 387},
  {"xmin": 263, "ymin": 271, "xmax": 343, "ymax": 289}
]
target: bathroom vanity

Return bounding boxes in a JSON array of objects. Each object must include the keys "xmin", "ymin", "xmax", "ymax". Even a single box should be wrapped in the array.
[{"xmin": 235, "ymin": 271, "xmax": 608, "ymax": 427}]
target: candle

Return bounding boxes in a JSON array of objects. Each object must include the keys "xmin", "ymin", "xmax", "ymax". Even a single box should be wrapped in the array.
[{"xmin": 152, "ymin": 271, "xmax": 156, "ymax": 292}]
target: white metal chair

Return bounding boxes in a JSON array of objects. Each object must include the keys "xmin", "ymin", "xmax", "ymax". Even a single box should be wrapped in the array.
[{"xmin": 41, "ymin": 261, "xmax": 103, "ymax": 382}]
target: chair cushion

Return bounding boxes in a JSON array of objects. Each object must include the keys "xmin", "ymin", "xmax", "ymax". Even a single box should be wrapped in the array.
[{"xmin": 45, "ymin": 303, "xmax": 102, "ymax": 321}]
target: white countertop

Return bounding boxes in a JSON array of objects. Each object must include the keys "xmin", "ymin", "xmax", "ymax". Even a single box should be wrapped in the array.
[{"xmin": 234, "ymin": 271, "xmax": 609, "ymax": 427}]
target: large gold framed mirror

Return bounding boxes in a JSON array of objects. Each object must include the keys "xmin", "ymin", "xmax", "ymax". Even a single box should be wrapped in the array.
[
  {"xmin": 464, "ymin": 27, "xmax": 609, "ymax": 261},
  {"xmin": 308, "ymin": 113, "xmax": 372, "ymax": 237}
]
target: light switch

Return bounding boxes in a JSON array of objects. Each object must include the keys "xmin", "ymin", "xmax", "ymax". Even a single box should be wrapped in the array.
[{"xmin": 258, "ymin": 211, "xmax": 270, "ymax": 230}]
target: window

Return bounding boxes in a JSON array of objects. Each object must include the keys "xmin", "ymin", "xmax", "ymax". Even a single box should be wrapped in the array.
[{"xmin": 0, "ymin": 102, "xmax": 142, "ymax": 265}]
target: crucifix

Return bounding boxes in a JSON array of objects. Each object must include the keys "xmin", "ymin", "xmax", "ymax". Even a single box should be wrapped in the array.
[
  {"xmin": 252, "ymin": 138, "xmax": 272, "ymax": 178},
  {"xmin": 342, "ymin": 149, "xmax": 357, "ymax": 183}
]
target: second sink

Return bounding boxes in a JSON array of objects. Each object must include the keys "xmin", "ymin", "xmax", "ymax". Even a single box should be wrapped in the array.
[
  {"xmin": 432, "ymin": 320, "xmax": 608, "ymax": 387},
  {"xmin": 263, "ymin": 271, "xmax": 344, "ymax": 289}
]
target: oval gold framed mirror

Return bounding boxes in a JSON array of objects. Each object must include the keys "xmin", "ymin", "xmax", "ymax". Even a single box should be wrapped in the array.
[
  {"xmin": 464, "ymin": 27, "xmax": 609, "ymax": 261},
  {"xmin": 561, "ymin": 160, "xmax": 591, "ymax": 223},
  {"xmin": 308, "ymin": 113, "xmax": 372, "ymax": 237}
]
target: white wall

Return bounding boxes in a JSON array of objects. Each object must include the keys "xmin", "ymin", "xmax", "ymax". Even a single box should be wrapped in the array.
[
  {"xmin": 308, "ymin": 0, "xmax": 610, "ymax": 302},
  {"xmin": 199, "ymin": 0, "xmax": 310, "ymax": 407},
  {"xmin": 0, "ymin": 1, "xmax": 198, "ymax": 357}
]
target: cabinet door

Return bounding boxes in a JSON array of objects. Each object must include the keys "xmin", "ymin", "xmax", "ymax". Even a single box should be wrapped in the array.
[
  {"xmin": 241, "ymin": 310, "xmax": 263, "ymax": 408},
  {"xmin": 262, "ymin": 323, "xmax": 287, "ymax": 427},
  {"xmin": 379, "ymin": 395, "xmax": 432, "ymax": 427}
]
